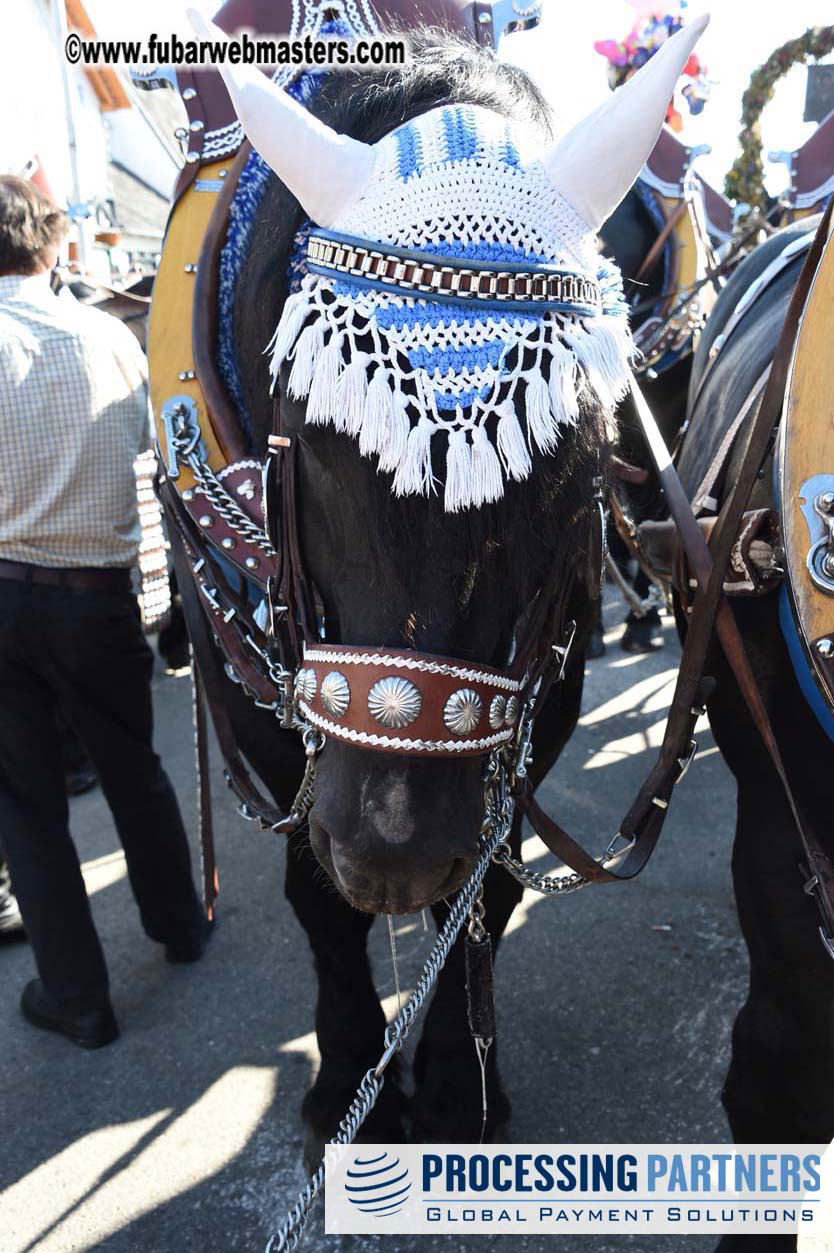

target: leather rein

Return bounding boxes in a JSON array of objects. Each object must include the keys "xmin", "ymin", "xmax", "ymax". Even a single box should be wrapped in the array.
[{"xmin": 161, "ymin": 181, "xmax": 834, "ymax": 937}]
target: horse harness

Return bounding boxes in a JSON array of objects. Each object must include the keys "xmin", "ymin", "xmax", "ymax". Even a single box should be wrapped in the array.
[
  {"xmin": 628, "ymin": 229, "xmax": 820, "ymax": 602},
  {"xmin": 627, "ymin": 127, "xmax": 727, "ymax": 378},
  {"xmin": 154, "ymin": 132, "xmax": 705, "ymax": 886},
  {"xmin": 148, "ymin": 62, "xmax": 834, "ymax": 961}
]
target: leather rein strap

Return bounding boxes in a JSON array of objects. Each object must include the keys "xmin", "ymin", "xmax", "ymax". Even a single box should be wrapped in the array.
[
  {"xmin": 520, "ymin": 201, "xmax": 834, "ymax": 931},
  {"xmin": 635, "ymin": 197, "xmax": 690, "ymax": 283},
  {"xmin": 164, "ymin": 478, "xmax": 290, "ymax": 830}
]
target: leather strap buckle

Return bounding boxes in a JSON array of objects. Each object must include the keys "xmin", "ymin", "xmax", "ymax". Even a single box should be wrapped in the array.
[{"xmin": 676, "ymin": 738, "xmax": 698, "ymax": 782}]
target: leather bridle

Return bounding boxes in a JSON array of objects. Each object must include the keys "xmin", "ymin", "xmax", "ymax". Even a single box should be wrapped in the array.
[
  {"xmin": 161, "ymin": 184, "xmax": 834, "ymax": 945},
  {"xmin": 260, "ymin": 407, "xmax": 580, "ymax": 760}
]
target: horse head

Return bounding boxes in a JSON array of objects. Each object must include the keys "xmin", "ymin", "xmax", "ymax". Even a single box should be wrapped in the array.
[{"xmin": 198, "ymin": 11, "xmax": 708, "ymax": 913}]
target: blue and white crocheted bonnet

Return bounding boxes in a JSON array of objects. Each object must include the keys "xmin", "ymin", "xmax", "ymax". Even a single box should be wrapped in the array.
[{"xmin": 269, "ymin": 103, "xmax": 632, "ymax": 511}]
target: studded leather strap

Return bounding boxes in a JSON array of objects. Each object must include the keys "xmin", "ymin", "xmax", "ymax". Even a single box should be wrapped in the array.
[
  {"xmin": 307, "ymin": 231, "xmax": 603, "ymax": 314},
  {"xmin": 297, "ymin": 644, "xmax": 522, "ymax": 757}
]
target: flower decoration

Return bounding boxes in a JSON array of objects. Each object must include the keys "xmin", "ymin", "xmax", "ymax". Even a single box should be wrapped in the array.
[{"xmin": 594, "ymin": 3, "xmax": 710, "ymax": 133}]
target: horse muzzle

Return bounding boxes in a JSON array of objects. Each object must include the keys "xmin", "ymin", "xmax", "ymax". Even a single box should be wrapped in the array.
[{"xmin": 307, "ymin": 746, "xmax": 483, "ymax": 913}]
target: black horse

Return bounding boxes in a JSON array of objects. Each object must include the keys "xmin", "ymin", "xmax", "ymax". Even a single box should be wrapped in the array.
[
  {"xmin": 676, "ymin": 216, "xmax": 834, "ymax": 1253},
  {"xmin": 202, "ymin": 31, "xmax": 612, "ymax": 1152},
  {"xmin": 181, "ymin": 19, "xmax": 739, "ymax": 1175}
]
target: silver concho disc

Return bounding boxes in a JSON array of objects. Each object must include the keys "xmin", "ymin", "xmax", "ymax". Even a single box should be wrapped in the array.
[
  {"xmin": 320, "ymin": 670, "xmax": 350, "ymax": 718},
  {"xmin": 504, "ymin": 695, "xmax": 520, "ymax": 726},
  {"xmin": 488, "ymin": 694, "xmax": 507, "ymax": 730},
  {"xmin": 295, "ymin": 667, "xmax": 317, "ymax": 704},
  {"xmin": 368, "ymin": 676, "xmax": 422, "ymax": 729},
  {"xmin": 443, "ymin": 688, "xmax": 483, "ymax": 736}
]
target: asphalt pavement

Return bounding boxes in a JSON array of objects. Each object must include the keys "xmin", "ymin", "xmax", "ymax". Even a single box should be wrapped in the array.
[{"xmin": 1, "ymin": 593, "xmax": 747, "ymax": 1253}]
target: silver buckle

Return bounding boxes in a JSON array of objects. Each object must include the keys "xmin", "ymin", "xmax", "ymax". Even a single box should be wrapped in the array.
[
  {"xmin": 603, "ymin": 831, "xmax": 636, "ymax": 864},
  {"xmin": 552, "ymin": 618, "xmax": 577, "ymax": 682},
  {"xmin": 676, "ymin": 739, "xmax": 698, "ymax": 782}
]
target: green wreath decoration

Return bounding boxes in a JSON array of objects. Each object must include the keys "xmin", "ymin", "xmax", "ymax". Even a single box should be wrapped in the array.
[{"xmin": 725, "ymin": 25, "xmax": 834, "ymax": 212}]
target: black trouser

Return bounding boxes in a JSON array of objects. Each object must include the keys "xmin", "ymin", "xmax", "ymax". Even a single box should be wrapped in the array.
[{"xmin": 0, "ymin": 579, "xmax": 204, "ymax": 1010}]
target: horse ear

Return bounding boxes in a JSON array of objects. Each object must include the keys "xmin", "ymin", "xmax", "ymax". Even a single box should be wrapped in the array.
[
  {"xmin": 185, "ymin": 9, "xmax": 376, "ymax": 227},
  {"xmin": 542, "ymin": 14, "xmax": 709, "ymax": 232}
]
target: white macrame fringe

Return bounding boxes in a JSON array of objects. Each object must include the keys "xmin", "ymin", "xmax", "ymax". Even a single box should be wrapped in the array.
[
  {"xmin": 548, "ymin": 338, "xmax": 580, "ymax": 426},
  {"xmin": 267, "ymin": 281, "xmax": 633, "ymax": 511},
  {"xmin": 359, "ymin": 367, "xmax": 394, "ymax": 456},
  {"xmin": 335, "ymin": 353, "xmax": 370, "ymax": 436},
  {"xmin": 525, "ymin": 373, "xmax": 560, "ymax": 455},
  {"xmin": 565, "ymin": 317, "xmax": 632, "ymax": 413},
  {"xmin": 266, "ymin": 290, "xmax": 309, "ymax": 388}
]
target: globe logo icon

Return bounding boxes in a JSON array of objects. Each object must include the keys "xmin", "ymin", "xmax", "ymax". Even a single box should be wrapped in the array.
[{"xmin": 344, "ymin": 1151, "xmax": 412, "ymax": 1217}]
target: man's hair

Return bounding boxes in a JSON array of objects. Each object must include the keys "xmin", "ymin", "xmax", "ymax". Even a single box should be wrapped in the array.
[{"xmin": 0, "ymin": 177, "xmax": 68, "ymax": 276}]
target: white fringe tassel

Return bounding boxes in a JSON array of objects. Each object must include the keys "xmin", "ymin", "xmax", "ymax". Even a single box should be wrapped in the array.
[
  {"xmin": 548, "ymin": 338, "xmax": 580, "ymax": 426},
  {"xmin": 444, "ymin": 424, "xmax": 474, "ymax": 512},
  {"xmin": 287, "ymin": 321, "xmax": 324, "ymax": 399},
  {"xmin": 525, "ymin": 373, "xmax": 559, "ymax": 455},
  {"xmin": 393, "ymin": 415, "xmax": 435, "ymax": 497},
  {"xmin": 565, "ymin": 318, "xmax": 632, "ymax": 413},
  {"xmin": 334, "ymin": 353, "xmax": 370, "ymax": 435},
  {"xmin": 306, "ymin": 333, "xmax": 343, "ymax": 425},
  {"xmin": 377, "ymin": 392, "xmax": 410, "ymax": 473},
  {"xmin": 359, "ymin": 367, "xmax": 394, "ymax": 457},
  {"xmin": 267, "ymin": 286, "xmax": 632, "ymax": 510},
  {"xmin": 470, "ymin": 422, "xmax": 504, "ymax": 507},
  {"xmin": 496, "ymin": 402, "xmax": 532, "ymax": 481},
  {"xmin": 266, "ymin": 290, "xmax": 310, "ymax": 386}
]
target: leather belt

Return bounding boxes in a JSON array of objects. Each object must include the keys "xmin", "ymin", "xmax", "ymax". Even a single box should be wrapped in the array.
[{"xmin": 0, "ymin": 559, "xmax": 132, "ymax": 592}]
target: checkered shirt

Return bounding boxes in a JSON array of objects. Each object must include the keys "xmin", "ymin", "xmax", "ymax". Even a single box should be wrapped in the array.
[{"xmin": 0, "ymin": 272, "xmax": 151, "ymax": 568}]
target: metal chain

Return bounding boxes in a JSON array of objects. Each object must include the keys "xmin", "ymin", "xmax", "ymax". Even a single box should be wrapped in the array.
[
  {"xmin": 493, "ymin": 844, "xmax": 588, "ymax": 894},
  {"xmin": 277, "ymin": 727, "xmax": 323, "ymax": 831},
  {"xmin": 604, "ymin": 552, "xmax": 667, "ymax": 620},
  {"xmin": 467, "ymin": 887, "xmax": 487, "ymax": 942},
  {"xmin": 261, "ymin": 700, "xmax": 632, "ymax": 1245},
  {"xmin": 264, "ymin": 767, "xmax": 514, "ymax": 1253},
  {"xmin": 170, "ymin": 425, "xmax": 276, "ymax": 556},
  {"xmin": 491, "ymin": 692, "xmax": 631, "ymax": 897},
  {"xmin": 186, "ymin": 453, "xmax": 277, "ymax": 555},
  {"xmin": 234, "ymin": 726, "xmax": 324, "ymax": 835},
  {"xmin": 265, "ymin": 1068, "xmax": 383, "ymax": 1253}
]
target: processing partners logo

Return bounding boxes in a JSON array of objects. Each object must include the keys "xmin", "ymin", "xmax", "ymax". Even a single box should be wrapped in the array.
[
  {"xmin": 344, "ymin": 1150, "xmax": 412, "ymax": 1218},
  {"xmin": 325, "ymin": 1144, "xmax": 828, "ymax": 1237}
]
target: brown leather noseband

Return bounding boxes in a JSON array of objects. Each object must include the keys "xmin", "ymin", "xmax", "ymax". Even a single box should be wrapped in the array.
[{"xmin": 297, "ymin": 644, "xmax": 523, "ymax": 757}]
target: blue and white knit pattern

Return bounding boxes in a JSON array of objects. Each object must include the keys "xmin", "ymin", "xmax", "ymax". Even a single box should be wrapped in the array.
[{"xmin": 269, "ymin": 103, "xmax": 634, "ymax": 511}]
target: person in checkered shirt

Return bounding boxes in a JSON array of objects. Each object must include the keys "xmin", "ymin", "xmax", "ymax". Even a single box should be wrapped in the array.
[{"xmin": 0, "ymin": 176, "xmax": 210, "ymax": 1049}]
